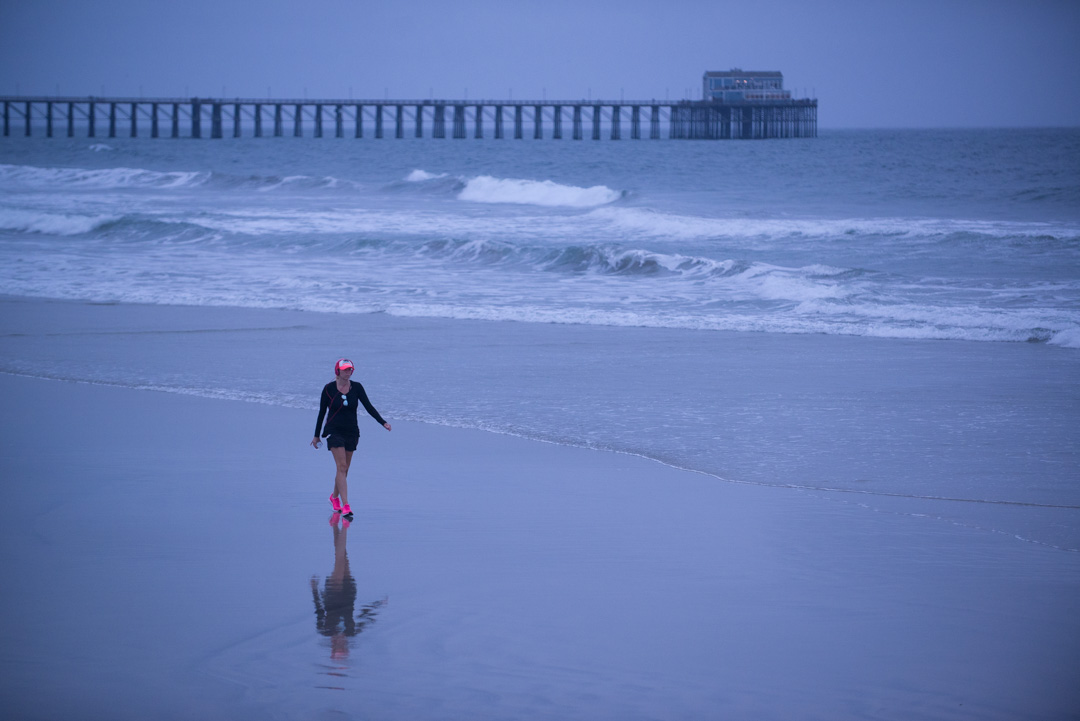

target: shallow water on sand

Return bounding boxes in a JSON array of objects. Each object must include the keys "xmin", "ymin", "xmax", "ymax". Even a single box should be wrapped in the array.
[{"xmin": 2, "ymin": 372, "xmax": 1078, "ymax": 720}]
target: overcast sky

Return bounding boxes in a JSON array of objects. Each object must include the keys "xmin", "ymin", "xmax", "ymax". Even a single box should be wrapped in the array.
[{"xmin": 1, "ymin": 0, "xmax": 1077, "ymax": 128}]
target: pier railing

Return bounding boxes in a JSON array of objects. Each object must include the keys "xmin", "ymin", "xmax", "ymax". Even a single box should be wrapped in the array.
[{"xmin": 0, "ymin": 96, "xmax": 817, "ymax": 140}]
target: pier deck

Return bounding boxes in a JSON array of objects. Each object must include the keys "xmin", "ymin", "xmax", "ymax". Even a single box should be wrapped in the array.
[{"xmin": 1, "ymin": 96, "xmax": 817, "ymax": 140}]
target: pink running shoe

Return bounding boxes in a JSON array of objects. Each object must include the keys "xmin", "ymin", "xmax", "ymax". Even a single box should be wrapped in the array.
[
  {"xmin": 341, "ymin": 504, "xmax": 353, "ymax": 517},
  {"xmin": 329, "ymin": 511, "xmax": 341, "ymax": 526},
  {"xmin": 329, "ymin": 495, "xmax": 342, "ymax": 512}
]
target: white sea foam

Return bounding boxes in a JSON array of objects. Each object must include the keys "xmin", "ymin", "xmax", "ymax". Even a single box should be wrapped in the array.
[
  {"xmin": 458, "ymin": 175, "xmax": 622, "ymax": 208},
  {"xmin": 586, "ymin": 206, "xmax": 1080, "ymax": 242},
  {"xmin": 740, "ymin": 263, "xmax": 853, "ymax": 301},
  {"xmin": 194, "ymin": 207, "xmax": 471, "ymax": 237},
  {"xmin": 378, "ymin": 300, "xmax": 1077, "ymax": 345},
  {"xmin": 0, "ymin": 240, "xmax": 1072, "ymax": 346},
  {"xmin": 88, "ymin": 143, "xmax": 115, "ymax": 152},
  {"xmin": 0, "ymin": 163, "xmax": 207, "ymax": 189},
  {"xmin": 406, "ymin": 169, "xmax": 448, "ymax": 182},
  {"xmin": 255, "ymin": 174, "xmax": 352, "ymax": 192},
  {"xmin": 0, "ymin": 163, "xmax": 362, "ymax": 194}
]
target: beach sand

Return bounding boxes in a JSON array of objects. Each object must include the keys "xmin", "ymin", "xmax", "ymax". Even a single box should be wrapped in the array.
[
  {"xmin": 1, "ymin": 370, "xmax": 1078, "ymax": 720},
  {"xmin": 0, "ymin": 294, "xmax": 1078, "ymax": 719}
]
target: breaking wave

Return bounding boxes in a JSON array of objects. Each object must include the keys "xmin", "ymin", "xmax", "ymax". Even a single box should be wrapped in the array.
[
  {"xmin": 458, "ymin": 175, "xmax": 623, "ymax": 207},
  {"xmin": 0, "ymin": 208, "xmax": 121, "ymax": 235},
  {"xmin": 399, "ymin": 169, "xmax": 624, "ymax": 207}
]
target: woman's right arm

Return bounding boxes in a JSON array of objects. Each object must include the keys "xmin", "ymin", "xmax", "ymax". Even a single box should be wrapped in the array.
[{"xmin": 312, "ymin": 387, "xmax": 329, "ymax": 446}]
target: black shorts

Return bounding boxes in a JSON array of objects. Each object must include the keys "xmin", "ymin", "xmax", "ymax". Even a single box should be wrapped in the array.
[{"xmin": 326, "ymin": 433, "xmax": 359, "ymax": 452}]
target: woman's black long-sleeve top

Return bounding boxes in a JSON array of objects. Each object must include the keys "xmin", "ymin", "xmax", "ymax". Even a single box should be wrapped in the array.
[{"xmin": 314, "ymin": 381, "xmax": 387, "ymax": 438}]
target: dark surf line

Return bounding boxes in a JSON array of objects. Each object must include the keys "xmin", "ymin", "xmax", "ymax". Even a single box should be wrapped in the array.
[
  {"xmin": 807, "ymin": 489, "xmax": 1080, "ymax": 553},
  {"xmin": 609, "ymin": 444, "xmax": 1080, "ymax": 509},
  {"xmin": 613, "ymin": 450, "xmax": 1080, "ymax": 510},
  {"xmin": 770, "ymin": 482, "xmax": 1080, "ymax": 509},
  {"xmin": 392, "ymin": 411, "xmax": 1080, "ymax": 511}
]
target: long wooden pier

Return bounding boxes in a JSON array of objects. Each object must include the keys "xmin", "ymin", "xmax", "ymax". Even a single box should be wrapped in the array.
[{"xmin": 0, "ymin": 96, "xmax": 817, "ymax": 140}]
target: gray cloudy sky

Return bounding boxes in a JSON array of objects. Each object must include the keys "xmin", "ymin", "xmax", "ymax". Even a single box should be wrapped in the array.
[{"xmin": 1, "ymin": 0, "xmax": 1078, "ymax": 128}]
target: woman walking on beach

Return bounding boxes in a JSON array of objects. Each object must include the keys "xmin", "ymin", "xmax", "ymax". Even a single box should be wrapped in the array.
[{"xmin": 311, "ymin": 358, "xmax": 391, "ymax": 517}]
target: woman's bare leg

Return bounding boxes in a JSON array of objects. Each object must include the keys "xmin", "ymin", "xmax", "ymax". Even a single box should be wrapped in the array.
[{"xmin": 331, "ymin": 447, "xmax": 355, "ymax": 507}]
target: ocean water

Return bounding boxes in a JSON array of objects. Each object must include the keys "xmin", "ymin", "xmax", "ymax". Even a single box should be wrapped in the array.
[
  {"xmin": 1, "ymin": 130, "xmax": 1079, "ymax": 546},
  {"xmin": 2, "ymin": 130, "xmax": 1079, "ymax": 345}
]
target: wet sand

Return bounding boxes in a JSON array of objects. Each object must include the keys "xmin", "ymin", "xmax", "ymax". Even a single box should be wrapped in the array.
[{"xmin": 1, "ymin": 371, "xmax": 1078, "ymax": 720}]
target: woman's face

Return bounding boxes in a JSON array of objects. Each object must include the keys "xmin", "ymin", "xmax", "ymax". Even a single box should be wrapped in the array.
[{"xmin": 339, "ymin": 367, "xmax": 353, "ymax": 380}]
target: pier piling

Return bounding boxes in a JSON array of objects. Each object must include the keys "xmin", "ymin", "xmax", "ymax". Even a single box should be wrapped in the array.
[
  {"xmin": 452, "ymin": 105, "xmax": 465, "ymax": 139},
  {"xmin": 433, "ymin": 105, "xmax": 445, "ymax": 139}
]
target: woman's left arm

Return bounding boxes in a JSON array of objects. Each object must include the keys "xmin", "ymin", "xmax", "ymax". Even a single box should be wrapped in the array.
[{"xmin": 356, "ymin": 384, "xmax": 391, "ymax": 431}]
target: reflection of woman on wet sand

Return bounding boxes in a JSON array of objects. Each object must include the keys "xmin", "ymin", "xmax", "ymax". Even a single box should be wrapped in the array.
[{"xmin": 310, "ymin": 514, "xmax": 386, "ymax": 659}]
